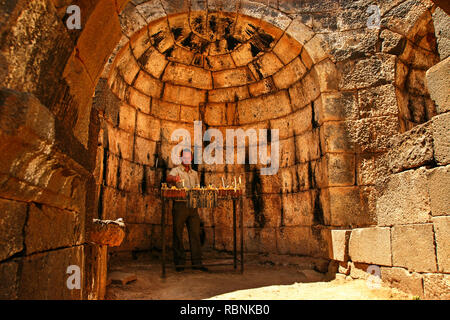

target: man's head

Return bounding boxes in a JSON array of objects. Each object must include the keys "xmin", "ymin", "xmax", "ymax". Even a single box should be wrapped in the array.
[{"xmin": 180, "ymin": 148, "xmax": 192, "ymax": 166}]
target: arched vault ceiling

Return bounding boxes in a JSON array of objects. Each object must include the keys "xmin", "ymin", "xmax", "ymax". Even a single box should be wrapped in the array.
[{"xmin": 107, "ymin": 11, "xmax": 321, "ymax": 126}]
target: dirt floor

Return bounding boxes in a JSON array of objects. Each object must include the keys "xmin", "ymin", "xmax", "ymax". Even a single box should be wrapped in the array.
[{"xmin": 106, "ymin": 251, "xmax": 413, "ymax": 300}]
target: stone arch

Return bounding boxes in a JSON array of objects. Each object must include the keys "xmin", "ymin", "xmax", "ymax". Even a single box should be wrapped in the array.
[
  {"xmin": 92, "ymin": 5, "xmax": 342, "ymax": 257},
  {"xmin": 382, "ymin": 4, "xmax": 440, "ymax": 132}
]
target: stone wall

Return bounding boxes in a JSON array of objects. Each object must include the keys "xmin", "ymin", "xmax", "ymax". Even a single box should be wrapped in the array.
[
  {"xmin": 0, "ymin": 0, "xmax": 448, "ymax": 299},
  {"xmin": 0, "ymin": 89, "xmax": 89, "ymax": 299},
  {"xmin": 329, "ymin": 57, "xmax": 450, "ymax": 299}
]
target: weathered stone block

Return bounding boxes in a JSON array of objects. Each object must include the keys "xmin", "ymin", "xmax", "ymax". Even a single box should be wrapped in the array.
[
  {"xmin": 376, "ymin": 168, "xmax": 431, "ymax": 226},
  {"xmin": 349, "ymin": 227, "xmax": 392, "ymax": 266},
  {"xmin": 427, "ymin": 165, "xmax": 450, "ymax": 217},
  {"xmin": 337, "ymin": 54, "xmax": 396, "ymax": 90},
  {"xmin": 204, "ymin": 103, "xmax": 226, "ymax": 126},
  {"xmin": 320, "ymin": 121, "xmax": 355, "ymax": 153},
  {"xmin": 180, "ymin": 106, "xmax": 200, "ymax": 123},
  {"xmin": 380, "ymin": 29, "xmax": 406, "ymax": 55},
  {"xmin": 126, "ymin": 192, "xmax": 146, "ymax": 223},
  {"xmin": 213, "ymin": 67, "xmax": 255, "ymax": 88},
  {"xmin": 139, "ymin": 47, "xmax": 168, "ymax": 78},
  {"xmin": 163, "ymin": 83, "xmax": 206, "ymax": 107},
  {"xmin": 273, "ymin": 57, "xmax": 307, "ymax": 89},
  {"xmin": 208, "ymin": 86, "xmax": 250, "ymax": 103},
  {"xmin": 282, "ymin": 192, "xmax": 314, "ymax": 226},
  {"xmin": 385, "ymin": 121, "xmax": 433, "ymax": 174},
  {"xmin": 358, "ymin": 84, "xmax": 398, "ymax": 118},
  {"xmin": 295, "ymin": 130, "xmax": 321, "ymax": 162},
  {"xmin": 296, "ymin": 163, "xmax": 311, "ymax": 191},
  {"xmin": 279, "ymin": 137, "xmax": 296, "ymax": 168},
  {"xmin": 248, "ymin": 78, "xmax": 276, "ymax": 98},
  {"xmin": 118, "ymin": 103, "xmax": 136, "ymax": 134},
  {"xmin": 0, "ymin": 199, "xmax": 27, "ymax": 261},
  {"xmin": 380, "ymin": 267, "xmax": 424, "ymax": 298},
  {"xmin": 285, "ymin": 18, "xmax": 315, "ymax": 46},
  {"xmin": 273, "ymin": 33, "xmax": 303, "ymax": 65},
  {"xmin": 127, "ymin": 87, "xmax": 151, "ymax": 114},
  {"xmin": 249, "ymin": 52, "xmax": 284, "ymax": 80},
  {"xmin": 322, "ymin": 187, "xmax": 375, "ymax": 228},
  {"xmin": 237, "ymin": 90, "xmax": 291, "ymax": 124},
  {"xmin": 392, "ymin": 224, "xmax": 437, "ymax": 273},
  {"xmin": 318, "ymin": 91, "xmax": 358, "ymax": 123},
  {"xmin": 19, "ymin": 246, "xmax": 84, "ymax": 299},
  {"xmin": 423, "ymin": 274, "xmax": 450, "ymax": 300},
  {"xmin": 432, "ymin": 7, "xmax": 450, "ymax": 60},
  {"xmin": 277, "ymin": 226, "xmax": 311, "ymax": 256},
  {"xmin": 0, "ymin": 260, "xmax": 19, "ymax": 299},
  {"xmin": 162, "ymin": 62, "xmax": 213, "ymax": 90},
  {"xmin": 288, "ymin": 81, "xmax": 309, "ymax": 110},
  {"xmin": 134, "ymin": 136, "xmax": 156, "ymax": 166},
  {"xmin": 119, "ymin": 160, "xmax": 144, "ymax": 194},
  {"xmin": 102, "ymin": 186, "xmax": 128, "ymax": 221},
  {"xmin": 426, "ymin": 57, "xmax": 450, "ymax": 114},
  {"xmin": 134, "ymin": 71, "xmax": 164, "ymax": 99},
  {"xmin": 432, "ymin": 216, "xmax": 450, "ymax": 272},
  {"xmin": 432, "ymin": 112, "xmax": 450, "ymax": 165},
  {"xmin": 151, "ymin": 99, "xmax": 180, "ymax": 121},
  {"xmin": 25, "ymin": 203, "xmax": 82, "ymax": 255},
  {"xmin": 330, "ymin": 229, "xmax": 351, "ymax": 262},
  {"xmin": 356, "ymin": 154, "xmax": 381, "ymax": 186},
  {"xmin": 304, "ymin": 34, "xmax": 331, "ymax": 64},
  {"xmin": 136, "ymin": 112, "xmax": 160, "ymax": 141},
  {"xmin": 346, "ymin": 116, "xmax": 398, "ymax": 153},
  {"xmin": 326, "ymin": 153, "xmax": 355, "ymax": 187}
]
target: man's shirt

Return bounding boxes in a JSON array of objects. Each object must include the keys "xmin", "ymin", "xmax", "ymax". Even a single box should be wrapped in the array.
[{"xmin": 168, "ymin": 165, "xmax": 200, "ymax": 189}]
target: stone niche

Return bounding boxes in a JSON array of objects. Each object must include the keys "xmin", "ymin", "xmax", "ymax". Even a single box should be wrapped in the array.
[{"xmin": 93, "ymin": 11, "xmax": 347, "ymax": 259}]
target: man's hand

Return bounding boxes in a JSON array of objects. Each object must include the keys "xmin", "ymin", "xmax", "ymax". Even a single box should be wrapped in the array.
[{"xmin": 167, "ymin": 174, "xmax": 181, "ymax": 185}]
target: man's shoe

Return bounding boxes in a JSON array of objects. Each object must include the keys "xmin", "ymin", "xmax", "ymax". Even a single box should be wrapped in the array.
[
  {"xmin": 175, "ymin": 267, "xmax": 185, "ymax": 272},
  {"xmin": 192, "ymin": 266, "xmax": 208, "ymax": 272}
]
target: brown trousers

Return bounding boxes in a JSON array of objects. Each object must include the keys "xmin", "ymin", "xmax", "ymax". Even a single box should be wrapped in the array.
[{"xmin": 172, "ymin": 201, "xmax": 203, "ymax": 267}]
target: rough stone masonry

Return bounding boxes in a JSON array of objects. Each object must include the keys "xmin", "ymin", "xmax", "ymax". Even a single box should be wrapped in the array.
[{"xmin": 0, "ymin": 0, "xmax": 448, "ymax": 299}]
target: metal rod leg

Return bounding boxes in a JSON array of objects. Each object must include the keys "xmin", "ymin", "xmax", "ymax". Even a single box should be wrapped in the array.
[
  {"xmin": 161, "ymin": 199, "xmax": 166, "ymax": 278},
  {"xmin": 233, "ymin": 199, "xmax": 237, "ymax": 270},
  {"xmin": 240, "ymin": 197, "xmax": 244, "ymax": 274}
]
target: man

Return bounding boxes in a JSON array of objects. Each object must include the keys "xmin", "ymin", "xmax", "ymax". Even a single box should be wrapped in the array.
[{"xmin": 166, "ymin": 148, "xmax": 208, "ymax": 272}]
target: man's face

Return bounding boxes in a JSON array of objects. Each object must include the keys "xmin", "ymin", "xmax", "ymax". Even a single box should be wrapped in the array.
[{"xmin": 181, "ymin": 151, "xmax": 192, "ymax": 165}]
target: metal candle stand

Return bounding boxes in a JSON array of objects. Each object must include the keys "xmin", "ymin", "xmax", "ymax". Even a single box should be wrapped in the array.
[{"xmin": 160, "ymin": 187, "xmax": 244, "ymax": 278}]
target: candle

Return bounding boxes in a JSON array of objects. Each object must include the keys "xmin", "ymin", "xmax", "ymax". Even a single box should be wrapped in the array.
[
  {"xmin": 222, "ymin": 176, "xmax": 225, "ymax": 188},
  {"xmin": 234, "ymin": 177, "xmax": 237, "ymax": 190},
  {"xmin": 182, "ymin": 179, "xmax": 185, "ymax": 188},
  {"xmin": 239, "ymin": 176, "xmax": 242, "ymax": 185}
]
